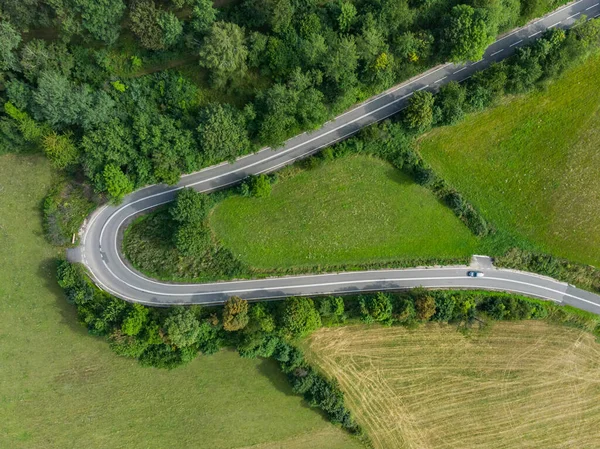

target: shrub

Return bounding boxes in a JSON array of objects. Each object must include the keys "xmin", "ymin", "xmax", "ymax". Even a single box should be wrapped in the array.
[
  {"xmin": 242, "ymin": 174, "xmax": 272, "ymax": 198},
  {"xmin": 415, "ymin": 294, "xmax": 436, "ymax": 321},
  {"xmin": 281, "ymin": 297, "xmax": 322, "ymax": 338},
  {"xmin": 432, "ymin": 293, "xmax": 456, "ymax": 322},
  {"xmin": 170, "ymin": 188, "xmax": 210, "ymax": 224},
  {"xmin": 359, "ymin": 292, "xmax": 393, "ymax": 325},
  {"xmin": 496, "ymin": 248, "xmax": 600, "ymax": 293},
  {"xmin": 222, "ymin": 296, "xmax": 250, "ymax": 331},
  {"xmin": 317, "ymin": 296, "xmax": 346, "ymax": 325},
  {"xmin": 43, "ymin": 182, "xmax": 95, "ymax": 246},
  {"xmin": 394, "ymin": 297, "xmax": 416, "ymax": 324}
]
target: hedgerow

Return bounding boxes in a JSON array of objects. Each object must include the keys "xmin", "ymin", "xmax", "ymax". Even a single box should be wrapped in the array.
[
  {"xmin": 57, "ymin": 259, "xmax": 600, "ymax": 442},
  {"xmin": 495, "ymin": 248, "xmax": 600, "ymax": 293}
]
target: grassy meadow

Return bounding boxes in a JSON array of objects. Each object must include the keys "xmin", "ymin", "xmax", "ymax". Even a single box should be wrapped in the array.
[
  {"xmin": 0, "ymin": 154, "xmax": 362, "ymax": 449},
  {"xmin": 305, "ymin": 322, "xmax": 600, "ymax": 449},
  {"xmin": 210, "ymin": 155, "xmax": 480, "ymax": 270},
  {"xmin": 418, "ymin": 54, "xmax": 600, "ymax": 266}
]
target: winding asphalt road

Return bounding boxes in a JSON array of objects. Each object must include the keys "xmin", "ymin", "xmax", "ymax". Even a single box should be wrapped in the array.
[{"xmin": 69, "ymin": 0, "xmax": 600, "ymax": 314}]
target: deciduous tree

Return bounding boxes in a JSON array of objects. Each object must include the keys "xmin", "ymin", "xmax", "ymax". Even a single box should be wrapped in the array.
[
  {"xmin": 415, "ymin": 294, "xmax": 436, "ymax": 321},
  {"xmin": 281, "ymin": 297, "xmax": 321, "ymax": 338},
  {"xmin": 42, "ymin": 131, "xmax": 79, "ymax": 169},
  {"xmin": 103, "ymin": 164, "xmax": 134, "ymax": 203},
  {"xmin": 199, "ymin": 21, "xmax": 248, "ymax": 87},
  {"xmin": 170, "ymin": 188, "xmax": 210, "ymax": 223},
  {"xmin": 223, "ymin": 296, "xmax": 250, "ymax": 331},
  {"xmin": 197, "ymin": 103, "xmax": 251, "ymax": 163},
  {"xmin": 404, "ymin": 90, "xmax": 434, "ymax": 131},
  {"xmin": 359, "ymin": 292, "xmax": 393, "ymax": 324},
  {"xmin": 440, "ymin": 5, "xmax": 494, "ymax": 63},
  {"xmin": 164, "ymin": 307, "xmax": 201, "ymax": 348}
]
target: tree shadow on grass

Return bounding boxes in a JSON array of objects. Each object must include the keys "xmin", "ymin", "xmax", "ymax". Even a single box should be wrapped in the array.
[
  {"xmin": 254, "ymin": 357, "xmax": 331, "ymax": 419},
  {"xmin": 38, "ymin": 257, "xmax": 89, "ymax": 337},
  {"xmin": 383, "ymin": 165, "xmax": 415, "ymax": 186}
]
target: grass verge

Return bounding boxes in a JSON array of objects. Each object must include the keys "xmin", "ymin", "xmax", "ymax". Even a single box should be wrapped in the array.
[{"xmin": 0, "ymin": 154, "xmax": 361, "ymax": 449}]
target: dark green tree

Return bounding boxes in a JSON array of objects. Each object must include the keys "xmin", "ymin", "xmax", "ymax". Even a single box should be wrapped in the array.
[
  {"xmin": 170, "ymin": 188, "xmax": 210, "ymax": 223},
  {"xmin": 440, "ymin": 5, "xmax": 494, "ymax": 63},
  {"xmin": 191, "ymin": 0, "xmax": 218, "ymax": 33},
  {"xmin": 0, "ymin": 20, "xmax": 22, "ymax": 72},
  {"xmin": 359, "ymin": 292, "xmax": 393, "ymax": 324},
  {"xmin": 72, "ymin": 0, "xmax": 126, "ymax": 44},
  {"xmin": 323, "ymin": 35, "xmax": 358, "ymax": 91},
  {"xmin": 81, "ymin": 119, "xmax": 136, "ymax": 191},
  {"xmin": 197, "ymin": 104, "xmax": 251, "ymax": 163},
  {"xmin": 404, "ymin": 90, "xmax": 434, "ymax": 131},
  {"xmin": 433, "ymin": 81, "xmax": 467, "ymax": 126},
  {"xmin": 199, "ymin": 22, "xmax": 248, "ymax": 87},
  {"xmin": 281, "ymin": 297, "xmax": 321, "ymax": 338},
  {"xmin": 256, "ymin": 83, "xmax": 299, "ymax": 145},
  {"xmin": 130, "ymin": 0, "xmax": 182, "ymax": 50},
  {"xmin": 19, "ymin": 40, "xmax": 74, "ymax": 82}
]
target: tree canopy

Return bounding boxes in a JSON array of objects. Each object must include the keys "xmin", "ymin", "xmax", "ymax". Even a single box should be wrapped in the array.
[
  {"xmin": 440, "ymin": 5, "xmax": 495, "ymax": 63},
  {"xmin": 199, "ymin": 21, "xmax": 248, "ymax": 86}
]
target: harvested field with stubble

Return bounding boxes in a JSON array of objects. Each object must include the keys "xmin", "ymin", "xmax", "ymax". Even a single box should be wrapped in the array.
[{"xmin": 304, "ymin": 322, "xmax": 600, "ymax": 449}]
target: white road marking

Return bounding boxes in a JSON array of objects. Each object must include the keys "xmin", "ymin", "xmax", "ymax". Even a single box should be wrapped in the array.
[
  {"xmin": 94, "ymin": 259, "xmax": 600, "ymax": 310},
  {"xmin": 567, "ymin": 12, "xmax": 581, "ymax": 19},
  {"xmin": 416, "ymin": 84, "xmax": 429, "ymax": 91},
  {"xmin": 528, "ymin": 30, "xmax": 542, "ymax": 38},
  {"xmin": 332, "ymin": 64, "xmax": 450, "ymax": 120},
  {"xmin": 510, "ymin": 39, "xmax": 523, "ymax": 47},
  {"xmin": 459, "ymin": 76, "xmax": 472, "ymax": 83},
  {"xmin": 453, "ymin": 67, "xmax": 467, "ymax": 74},
  {"xmin": 84, "ymin": 0, "xmax": 600, "ymax": 311},
  {"xmin": 471, "ymin": 59, "xmax": 485, "ymax": 65},
  {"xmin": 490, "ymin": 49, "xmax": 504, "ymax": 56},
  {"xmin": 596, "ymin": 12, "xmax": 600, "ymax": 17},
  {"xmin": 98, "ymin": 88, "xmax": 418, "ymax": 242},
  {"xmin": 585, "ymin": 3, "xmax": 598, "ymax": 10},
  {"xmin": 548, "ymin": 21, "xmax": 561, "ymax": 28},
  {"xmin": 527, "ymin": 0, "xmax": 583, "ymax": 29},
  {"xmin": 434, "ymin": 76, "xmax": 447, "ymax": 83}
]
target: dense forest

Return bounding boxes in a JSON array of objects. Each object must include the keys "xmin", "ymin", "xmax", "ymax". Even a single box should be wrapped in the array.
[{"xmin": 1, "ymin": 0, "xmax": 567, "ymax": 202}]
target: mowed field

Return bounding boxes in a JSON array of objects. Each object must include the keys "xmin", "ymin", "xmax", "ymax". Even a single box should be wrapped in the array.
[
  {"xmin": 210, "ymin": 155, "xmax": 479, "ymax": 270},
  {"xmin": 418, "ymin": 54, "xmax": 600, "ymax": 266},
  {"xmin": 305, "ymin": 322, "xmax": 600, "ymax": 449},
  {"xmin": 0, "ymin": 155, "xmax": 361, "ymax": 449}
]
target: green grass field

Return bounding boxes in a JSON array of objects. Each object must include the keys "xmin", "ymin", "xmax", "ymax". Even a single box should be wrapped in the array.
[
  {"xmin": 210, "ymin": 155, "xmax": 480, "ymax": 270},
  {"xmin": 418, "ymin": 54, "xmax": 600, "ymax": 267},
  {"xmin": 0, "ymin": 154, "xmax": 361, "ymax": 449}
]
